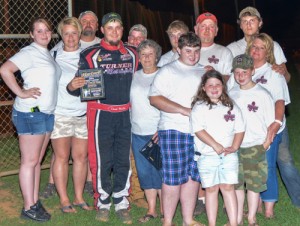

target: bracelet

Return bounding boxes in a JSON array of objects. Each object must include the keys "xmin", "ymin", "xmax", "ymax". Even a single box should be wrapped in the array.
[{"xmin": 274, "ymin": 119, "xmax": 283, "ymax": 127}]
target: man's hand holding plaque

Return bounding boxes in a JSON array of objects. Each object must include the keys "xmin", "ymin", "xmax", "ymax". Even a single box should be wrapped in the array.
[{"xmin": 68, "ymin": 76, "xmax": 85, "ymax": 91}]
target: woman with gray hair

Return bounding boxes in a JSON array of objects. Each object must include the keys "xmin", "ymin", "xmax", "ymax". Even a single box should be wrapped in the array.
[{"xmin": 130, "ymin": 39, "xmax": 163, "ymax": 223}]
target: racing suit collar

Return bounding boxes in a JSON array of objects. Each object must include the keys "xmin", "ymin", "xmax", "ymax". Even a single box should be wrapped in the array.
[{"xmin": 100, "ymin": 39, "xmax": 128, "ymax": 54}]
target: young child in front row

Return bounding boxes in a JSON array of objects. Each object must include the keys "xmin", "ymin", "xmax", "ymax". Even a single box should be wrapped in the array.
[
  {"xmin": 229, "ymin": 54, "xmax": 275, "ymax": 226},
  {"xmin": 190, "ymin": 70, "xmax": 245, "ymax": 226}
]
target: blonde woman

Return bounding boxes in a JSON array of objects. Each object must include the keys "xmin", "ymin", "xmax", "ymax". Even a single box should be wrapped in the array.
[
  {"xmin": 51, "ymin": 17, "xmax": 93, "ymax": 213},
  {"xmin": 247, "ymin": 33, "xmax": 290, "ymax": 219}
]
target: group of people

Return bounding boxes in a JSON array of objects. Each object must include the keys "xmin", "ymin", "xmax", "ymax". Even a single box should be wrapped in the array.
[{"xmin": 0, "ymin": 5, "xmax": 299, "ymax": 226}]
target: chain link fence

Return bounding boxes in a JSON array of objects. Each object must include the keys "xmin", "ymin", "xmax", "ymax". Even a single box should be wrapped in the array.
[{"xmin": 0, "ymin": 0, "xmax": 72, "ymax": 177}]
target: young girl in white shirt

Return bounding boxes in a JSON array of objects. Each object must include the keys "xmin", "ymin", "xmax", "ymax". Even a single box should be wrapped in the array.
[{"xmin": 191, "ymin": 70, "xmax": 245, "ymax": 226}]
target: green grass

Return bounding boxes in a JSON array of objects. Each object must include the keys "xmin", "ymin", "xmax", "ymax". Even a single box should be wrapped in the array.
[
  {"xmin": 1, "ymin": 169, "xmax": 300, "ymax": 226},
  {"xmin": 0, "ymin": 136, "xmax": 52, "ymax": 173},
  {"xmin": 0, "ymin": 59, "xmax": 300, "ymax": 225}
]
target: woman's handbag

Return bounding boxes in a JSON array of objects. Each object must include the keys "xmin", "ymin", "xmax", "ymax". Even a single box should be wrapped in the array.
[{"xmin": 139, "ymin": 139, "xmax": 162, "ymax": 170}]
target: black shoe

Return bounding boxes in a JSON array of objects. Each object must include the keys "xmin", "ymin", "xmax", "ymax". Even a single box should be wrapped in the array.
[
  {"xmin": 20, "ymin": 203, "xmax": 50, "ymax": 222},
  {"xmin": 36, "ymin": 200, "xmax": 51, "ymax": 218},
  {"xmin": 84, "ymin": 181, "xmax": 94, "ymax": 197},
  {"xmin": 39, "ymin": 183, "xmax": 57, "ymax": 199}
]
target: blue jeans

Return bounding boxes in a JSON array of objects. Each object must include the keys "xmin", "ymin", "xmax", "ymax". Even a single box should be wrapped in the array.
[
  {"xmin": 260, "ymin": 133, "xmax": 282, "ymax": 202},
  {"xmin": 132, "ymin": 133, "xmax": 162, "ymax": 190},
  {"xmin": 277, "ymin": 126, "xmax": 300, "ymax": 207},
  {"xmin": 12, "ymin": 108, "xmax": 54, "ymax": 135}
]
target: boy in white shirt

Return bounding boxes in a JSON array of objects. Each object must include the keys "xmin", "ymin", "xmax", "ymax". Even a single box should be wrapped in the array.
[
  {"xmin": 157, "ymin": 20, "xmax": 189, "ymax": 67},
  {"xmin": 229, "ymin": 54, "xmax": 275, "ymax": 225},
  {"xmin": 149, "ymin": 32, "xmax": 206, "ymax": 226}
]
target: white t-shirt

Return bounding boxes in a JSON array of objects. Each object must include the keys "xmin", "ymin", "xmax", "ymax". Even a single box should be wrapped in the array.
[
  {"xmin": 227, "ymin": 37, "xmax": 287, "ymax": 64},
  {"xmin": 199, "ymin": 43, "xmax": 233, "ymax": 75},
  {"xmin": 252, "ymin": 62, "xmax": 290, "ymax": 133},
  {"xmin": 229, "ymin": 84, "xmax": 275, "ymax": 148},
  {"xmin": 149, "ymin": 60, "xmax": 206, "ymax": 133},
  {"xmin": 130, "ymin": 69, "xmax": 160, "ymax": 135},
  {"xmin": 10, "ymin": 42, "xmax": 61, "ymax": 114},
  {"xmin": 51, "ymin": 37, "xmax": 101, "ymax": 51},
  {"xmin": 51, "ymin": 48, "xmax": 87, "ymax": 116},
  {"xmin": 157, "ymin": 50, "xmax": 179, "ymax": 67},
  {"xmin": 191, "ymin": 102, "xmax": 245, "ymax": 156}
]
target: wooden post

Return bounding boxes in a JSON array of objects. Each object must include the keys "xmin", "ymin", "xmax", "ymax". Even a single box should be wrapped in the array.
[{"xmin": 193, "ymin": 0, "xmax": 199, "ymax": 25}]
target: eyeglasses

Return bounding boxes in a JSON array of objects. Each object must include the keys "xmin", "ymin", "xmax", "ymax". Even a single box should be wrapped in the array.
[{"xmin": 140, "ymin": 52, "xmax": 155, "ymax": 58}]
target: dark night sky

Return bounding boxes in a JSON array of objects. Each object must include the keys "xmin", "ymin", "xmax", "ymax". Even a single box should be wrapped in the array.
[{"xmin": 133, "ymin": 0, "xmax": 300, "ymax": 52}]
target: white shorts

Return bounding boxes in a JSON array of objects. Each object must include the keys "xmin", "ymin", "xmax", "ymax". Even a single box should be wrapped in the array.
[
  {"xmin": 197, "ymin": 152, "xmax": 238, "ymax": 188},
  {"xmin": 51, "ymin": 114, "xmax": 87, "ymax": 139}
]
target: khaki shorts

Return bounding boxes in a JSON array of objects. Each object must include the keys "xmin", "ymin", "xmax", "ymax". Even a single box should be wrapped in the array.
[
  {"xmin": 235, "ymin": 145, "xmax": 268, "ymax": 193},
  {"xmin": 51, "ymin": 114, "xmax": 87, "ymax": 139}
]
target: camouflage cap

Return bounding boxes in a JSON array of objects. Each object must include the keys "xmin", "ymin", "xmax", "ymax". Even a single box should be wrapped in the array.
[
  {"xmin": 232, "ymin": 54, "xmax": 254, "ymax": 71},
  {"xmin": 101, "ymin": 12, "xmax": 122, "ymax": 26},
  {"xmin": 239, "ymin": 7, "xmax": 261, "ymax": 19}
]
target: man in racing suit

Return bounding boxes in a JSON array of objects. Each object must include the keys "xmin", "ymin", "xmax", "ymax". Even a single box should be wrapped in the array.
[{"xmin": 76, "ymin": 12, "xmax": 138, "ymax": 224}]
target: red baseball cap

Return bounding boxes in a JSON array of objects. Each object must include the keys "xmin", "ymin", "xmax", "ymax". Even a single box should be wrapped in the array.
[{"xmin": 196, "ymin": 12, "xmax": 217, "ymax": 24}]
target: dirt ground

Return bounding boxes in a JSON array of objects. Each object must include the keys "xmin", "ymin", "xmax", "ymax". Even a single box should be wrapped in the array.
[{"xmin": 0, "ymin": 180, "xmax": 20, "ymax": 219}]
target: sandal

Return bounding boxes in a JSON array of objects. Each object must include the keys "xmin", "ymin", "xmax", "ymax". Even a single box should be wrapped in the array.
[
  {"xmin": 189, "ymin": 220, "xmax": 206, "ymax": 226},
  {"xmin": 238, "ymin": 218, "xmax": 244, "ymax": 226},
  {"xmin": 265, "ymin": 214, "xmax": 275, "ymax": 220},
  {"xmin": 73, "ymin": 202, "xmax": 93, "ymax": 211},
  {"xmin": 224, "ymin": 219, "xmax": 244, "ymax": 226},
  {"xmin": 248, "ymin": 223, "xmax": 259, "ymax": 226},
  {"xmin": 138, "ymin": 214, "xmax": 156, "ymax": 223},
  {"xmin": 39, "ymin": 183, "xmax": 57, "ymax": 199},
  {"xmin": 61, "ymin": 205, "xmax": 77, "ymax": 213}
]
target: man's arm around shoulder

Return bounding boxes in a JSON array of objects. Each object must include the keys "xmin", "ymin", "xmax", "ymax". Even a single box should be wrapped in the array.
[{"xmin": 149, "ymin": 95, "xmax": 191, "ymax": 116}]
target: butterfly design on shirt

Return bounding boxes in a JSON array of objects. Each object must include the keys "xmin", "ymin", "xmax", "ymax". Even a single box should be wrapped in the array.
[
  {"xmin": 248, "ymin": 101, "xmax": 258, "ymax": 112},
  {"xmin": 224, "ymin": 111, "xmax": 235, "ymax": 122},
  {"xmin": 256, "ymin": 76, "xmax": 267, "ymax": 84},
  {"xmin": 208, "ymin": 55, "xmax": 219, "ymax": 64}
]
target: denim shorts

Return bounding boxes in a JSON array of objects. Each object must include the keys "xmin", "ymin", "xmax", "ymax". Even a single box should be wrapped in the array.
[
  {"xmin": 198, "ymin": 153, "xmax": 238, "ymax": 188},
  {"xmin": 12, "ymin": 108, "xmax": 54, "ymax": 135},
  {"xmin": 132, "ymin": 133, "xmax": 162, "ymax": 189}
]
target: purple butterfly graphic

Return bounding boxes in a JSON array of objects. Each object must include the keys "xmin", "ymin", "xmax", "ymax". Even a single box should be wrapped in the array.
[
  {"xmin": 224, "ymin": 111, "xmax": 235, "ymax": 122},
  {"xmin": 248, "ymin": 101, "xmax": 258, "ymax": 112},
  {"xmin": 208, "ymin": 55, "xmax": 219, "ymax": 64},
  {"xmin": 256, "ymin": 76, "xmax": 267, "ymax": 84}
]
